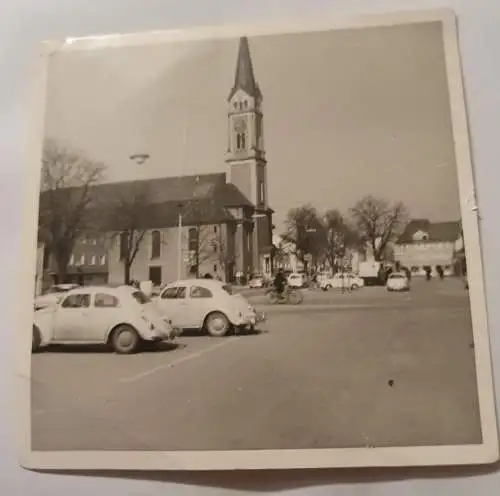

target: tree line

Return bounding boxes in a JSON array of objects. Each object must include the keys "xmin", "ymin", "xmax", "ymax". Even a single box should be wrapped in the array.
[
  {"xmin": 279, "ymin": 196, "xmax": 409, "ymax": 273},
  {"xmin": 38, "ymin": 140, "xmax": 411, "ymax": 284}
]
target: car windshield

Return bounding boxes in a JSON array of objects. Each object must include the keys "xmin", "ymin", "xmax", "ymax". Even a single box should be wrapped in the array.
[
  {"xmin": 390, "ymin": 274, "xmax": 405, "ymax": 279},
  {"xmin": 131, "ymin": 290, "xmax": 151, "ymax": 304}
]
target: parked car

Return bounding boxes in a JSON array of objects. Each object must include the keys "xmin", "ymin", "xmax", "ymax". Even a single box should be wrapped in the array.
[
  {"xmin": 154, "ymin": 279, "xmax": 266, "ymax": 337},
  {"xmin": 32, "ymin": 285, "xmax": 181, "ymax": 354},
  {"xmin": 320, "ymin": 273, "xmax": 364, "ymax": 291},
  {"xmin": 287, "ymin": 272, "xmax": 308, "ymax": 288},
  {"xmin": 34, "ymin": 283, "xmax": 80, "ymax": 310},
  {"xmin": 248, "ymin": 274, "xmax": 265, "ymax": 289},
  {"xmin": 386, "ymin": 272, "xmax": 410, "ymax": 292}
]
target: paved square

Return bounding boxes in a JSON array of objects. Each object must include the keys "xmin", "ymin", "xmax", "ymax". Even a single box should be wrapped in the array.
[{"xmin": 31, "ymin": 277, "xmax": 481, "ymax": 451}]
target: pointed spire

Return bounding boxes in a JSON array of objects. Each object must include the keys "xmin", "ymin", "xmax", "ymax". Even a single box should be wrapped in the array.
[{"xmin": 228, "ymin": 36, "xmax": 261, "ymax": 101}]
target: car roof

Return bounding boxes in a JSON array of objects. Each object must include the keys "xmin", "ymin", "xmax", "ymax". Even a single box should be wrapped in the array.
[
  {"xmin": 164, "ymin": 279, "xmax": 225, "ymax": 289},
  {"xmin": 64, "ymin": 285, "xmax": 136, "ymax": 295}
]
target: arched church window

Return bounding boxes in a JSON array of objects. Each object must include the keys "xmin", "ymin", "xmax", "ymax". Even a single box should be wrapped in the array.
[
  {"xmin": 234, "ymin": 102, "xmax": 238, "ymax": 109},
  {"xmin": 151, "ymin": 230, "xmax": 161, "ymax": 259},
  {"xmin": 188, "ymin": 227, "xmax": 198, "ymax": 252},
  {"xmin": 243, "ymin": 100, "xmax": 248, "ymax": 108},
  {"xmin": 119, "ymin": 232, "xmax": 128, "ymax": 261}
]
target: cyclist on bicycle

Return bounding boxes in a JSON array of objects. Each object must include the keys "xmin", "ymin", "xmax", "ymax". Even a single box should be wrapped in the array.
[{"xmin": 273, "ymin": 268, "xmax": 287, "ymax": 298}]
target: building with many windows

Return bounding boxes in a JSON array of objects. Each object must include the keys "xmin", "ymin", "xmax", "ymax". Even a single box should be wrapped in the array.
[{"xmin": 393, "ymin": 219, "xmax": 463, "ymax": 276}]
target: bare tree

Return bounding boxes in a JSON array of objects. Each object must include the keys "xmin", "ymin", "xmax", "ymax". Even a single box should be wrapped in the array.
[
  {"xmin": 105, "ymin": 184, "xmax": 152, "ymax": 285},
  {"xmin": 322, "ymin": 209, "xmax": 358, "ymax": 273},
  {"xmin": 283, "ymin": 204, "xmax": 323, "ymax": 271},
  {"xmin": 194, "ymin": 224, "xmax": 234, "ymax": 280},
  {"xmin": 271, "ymin": 238, "xmax": 287, "ymax": 270},
  {"xmin": 38, "ymin": 139, "xmax": 105, "ymax": 282},
  {"xmin": 349, "ymin": 195, "xmax": 408, "ymax": 261}
]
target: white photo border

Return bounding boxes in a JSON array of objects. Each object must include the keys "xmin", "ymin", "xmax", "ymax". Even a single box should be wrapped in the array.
[{"xmin": 17, "ymin": 7, "xmax": 499, "ymax": 471}]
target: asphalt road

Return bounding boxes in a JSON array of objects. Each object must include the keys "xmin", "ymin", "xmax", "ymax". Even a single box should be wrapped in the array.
[{"xmin": 31, "ymin": 277, "xmax": 482, "ymax": 451}]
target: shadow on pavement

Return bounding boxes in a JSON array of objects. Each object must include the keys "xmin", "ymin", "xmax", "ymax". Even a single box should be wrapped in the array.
[
  {"xmin": 39, "ymin": 342, "xmax": 180, "ymax": 354},
  {"xmin": 179, "ymin": 328, "xmax": 267, "ymax": 338}
]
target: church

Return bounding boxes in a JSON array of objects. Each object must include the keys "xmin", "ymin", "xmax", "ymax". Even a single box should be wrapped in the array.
[{"xmin": 38, "ymin": 36, "xmax": 274, "ymax": 288}]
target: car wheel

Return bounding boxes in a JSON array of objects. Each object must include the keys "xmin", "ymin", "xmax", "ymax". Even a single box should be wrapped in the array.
[
  {"xmin": 204, "ymin": 312, "xmax": 231, "ymax": 337},
  {"xmin": 32, "ymin": 325, "xmax": 41, "ymax": 353},
  {"xmin": 110, "ymin": 325, "xmax": 140, "ymax": 354}
]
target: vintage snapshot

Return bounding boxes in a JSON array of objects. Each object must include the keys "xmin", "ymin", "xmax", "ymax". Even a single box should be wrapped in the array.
[{"xmin": 19, "ymin": 9, "xmax": 498, "ymax": 471}]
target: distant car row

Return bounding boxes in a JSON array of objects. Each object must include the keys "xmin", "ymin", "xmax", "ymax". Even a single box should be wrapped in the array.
[
  {"xmin": 32, "ymin": 279, "xmax": 266, "ymax": 354},
  {"xmin": 249, "ymin": 271, "xmax": 366, "ymax": 291}
]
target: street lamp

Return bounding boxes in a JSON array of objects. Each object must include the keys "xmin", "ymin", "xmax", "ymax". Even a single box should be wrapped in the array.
[
  {"xmin": 176, "ymin": 202, "xmax": 184, "ymax": 280},
  {"xmin": 130, "ymin": 153, "xmax": 150, "ymax": 165}
]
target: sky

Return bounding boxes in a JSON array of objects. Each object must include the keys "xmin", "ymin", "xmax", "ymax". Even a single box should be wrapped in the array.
[{"xmin": 43, "ymin": 21, "xmax": 461, "ymax": 230}]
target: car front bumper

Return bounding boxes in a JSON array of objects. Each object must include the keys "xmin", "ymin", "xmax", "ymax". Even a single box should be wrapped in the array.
[
  {"xmin": 388, "ymin": 285, "xmax": 409, "ymax": 291},
  {"xmin": 236, "ymin": 310, "xmax": 267, "ymax": 329},
  {"xmin": 150, "ymin": 325, "xmax": 182, "ymax": 341}
]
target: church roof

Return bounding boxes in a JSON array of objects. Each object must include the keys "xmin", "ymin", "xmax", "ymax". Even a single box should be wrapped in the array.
[
  {"xmin": 228, "ymin": 36, "xmax": 262, "ymax": 101},
  {"xmin": 39, "ymin": 172, "xmax": 257, "ymax": 232},
  {"xmin": 396, "ymin": 219, "xmax": 461, "ymax": 244},
  {"xmin": 107, "ymin": 197, "xmax": 237, "ymax": 231},
  {"xmin": 90, "ymin": 173, "xmax": 228, "ymax": 204}
]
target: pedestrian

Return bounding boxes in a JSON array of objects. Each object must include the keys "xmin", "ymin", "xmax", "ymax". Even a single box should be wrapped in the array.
[{"xmin": 425, "ymin": 266, "xmax": 432, "ymax": 281}]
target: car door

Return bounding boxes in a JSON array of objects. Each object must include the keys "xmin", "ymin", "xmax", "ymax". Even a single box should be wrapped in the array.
[
  {"xmin": 53, "ymin": 292, "xmax": 92, "ymax": 341},
  {"xmin": 158, "ymin": 285, "xmax": 188, "ymax": 328},
  {"xmin": 92, "ymin": 292, "xmax": 121, "ymax": 342},
  {"xmin": 187, "ymin": 285, "xmax": 215, "ymax": 328}
]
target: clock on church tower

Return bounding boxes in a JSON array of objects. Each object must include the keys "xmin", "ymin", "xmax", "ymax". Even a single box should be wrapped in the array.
[{"xmin": 233, "ymin": 118, "xmax": 247, "ymax": 133}]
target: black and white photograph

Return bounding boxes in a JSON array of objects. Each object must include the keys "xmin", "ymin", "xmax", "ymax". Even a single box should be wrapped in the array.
[{"xmin": 19, "ymin": 9, "xmax": 498, "ymax": 470}]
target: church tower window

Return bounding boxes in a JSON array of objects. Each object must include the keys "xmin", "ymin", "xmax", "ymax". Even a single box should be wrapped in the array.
[{"xmin": 236, "ymin": 132, "xmax": 246, "ymax": 150}]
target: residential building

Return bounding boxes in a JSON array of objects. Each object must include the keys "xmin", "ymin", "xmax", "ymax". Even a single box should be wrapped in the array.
[
  {"xmin": 393, "ymin": 219, "xmax": 463, "ymax": 276},
  {"xmin": 66, "ymin": 234, "xmax": 109, "ymax": 285},
  {"xmin": 37, "ymin": 235, "xmax": 109, "ymax": 290}
]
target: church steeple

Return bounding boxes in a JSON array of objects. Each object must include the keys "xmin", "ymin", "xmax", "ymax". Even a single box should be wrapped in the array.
[
  {"xmin": 226, "ymin": 35, "xmax": 267, "ymax": 211},
  {"xmin": 228, "ymin": 36, "xmax": 262, "ymax": 102}
]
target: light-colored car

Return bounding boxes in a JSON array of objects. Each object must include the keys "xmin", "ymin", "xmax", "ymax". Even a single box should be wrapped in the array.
[
  {"xmin": 287, "ymin": 272, "xmax": 308, "ymax": 288},
  {"xmin": 248, "ymin": 274, "xmax": 265, "ymax": 289},
  {"xmin": 155, "ymin": 279, "xmax": 266, "ymax": 337},
  {"xmin": 320, "ymin": 273, "xmax": 364, "ymax": 291},
  {"xmin": 32, "ymin": 285, "xmax": 181, "ymax": 354},
  {"xmin": 34, "ymin": 283, "xmax": 80, "ymax": 310},
  {"xmin": 386, "ymin": 272, "xmax": 410, "ymax": 292}
]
